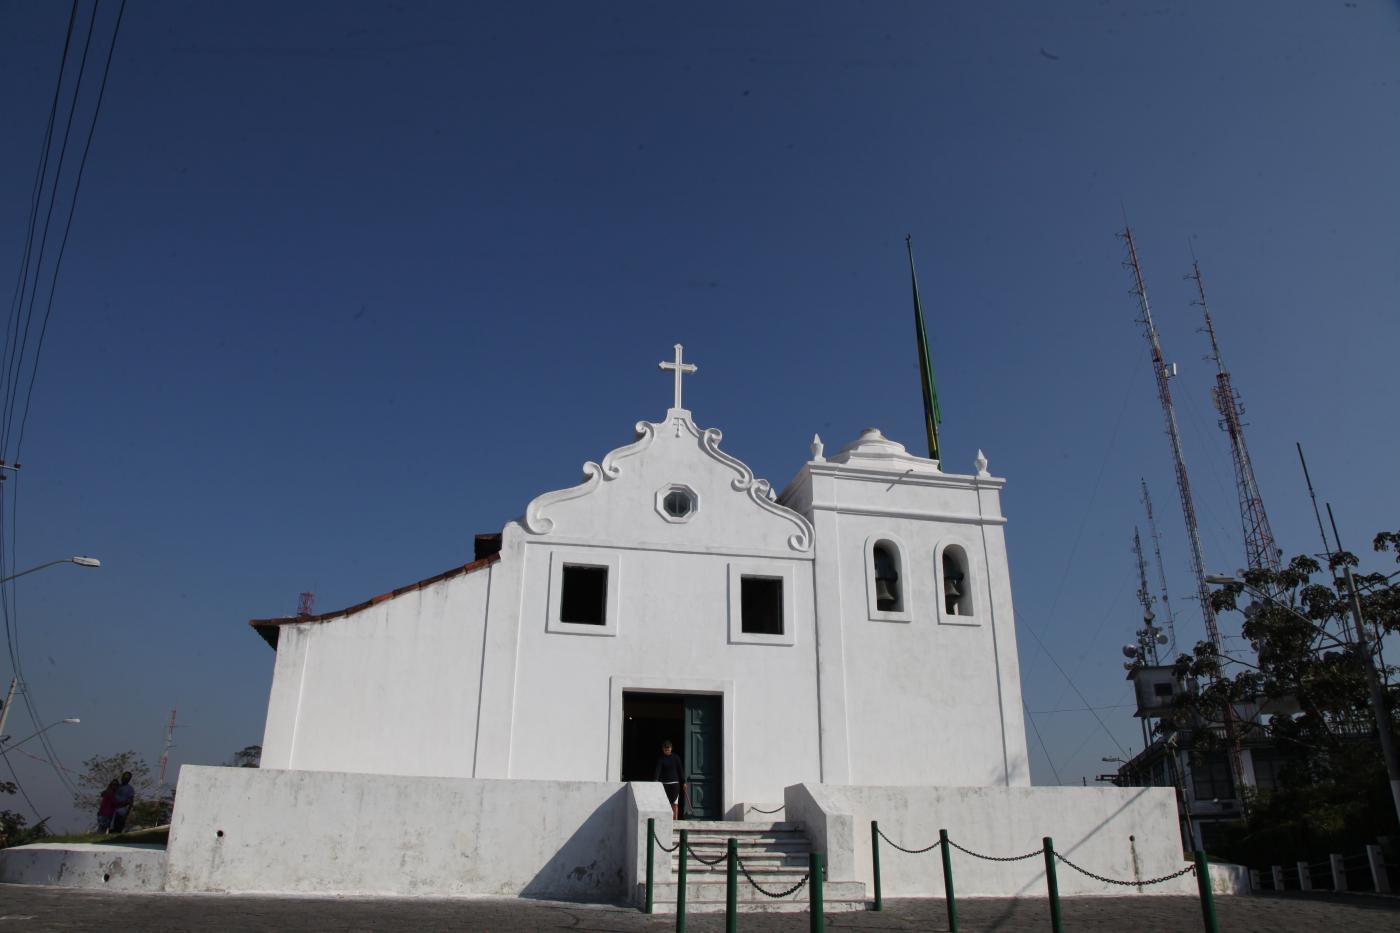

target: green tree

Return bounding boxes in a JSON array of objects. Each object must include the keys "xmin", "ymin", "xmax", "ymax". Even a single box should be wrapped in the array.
[
  {"xmin": 1162, "ymin": 531, "xmax": 1400, "ymax": 864},
  {"xmin": 73, "ymin": 751, "xmax": 154, "ymax": 823},
  {"xmin": 227, "ymin": 744, "xmax": 261, "ymax": 768},
  {"xmin": 0, "ymin": 778, "xmax": 49, "ymax": 849}
]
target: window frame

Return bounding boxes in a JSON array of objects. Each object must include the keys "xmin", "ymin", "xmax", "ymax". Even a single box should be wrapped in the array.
[
  {"xmin": 864, "ymin": 534, "xmax": 912, "ymax": 623},
  {"xmin": 654, "ymin": 483, "xmax": 700, "ymax": 524},
  {"xmin": 935, "ymin": 541, "xmax": 979, "ymax": 625},
  {"xmin": 547, "ymin": 548, "xmax": 621, "ymax": 637},
  {"xmin": 726, "ymin": 561, "xmax": 796, "ymax": 647}
]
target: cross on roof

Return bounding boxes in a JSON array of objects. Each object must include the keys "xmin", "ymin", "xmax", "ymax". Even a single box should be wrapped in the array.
[{"xmin": 659, "ymin": 343, "xmax": 697, "ymax": 411}]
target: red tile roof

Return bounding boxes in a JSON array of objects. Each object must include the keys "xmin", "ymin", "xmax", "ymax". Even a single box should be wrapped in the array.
[{"xmin": 248, "ymin": 553, "xmax": 500, "ymax": 649}]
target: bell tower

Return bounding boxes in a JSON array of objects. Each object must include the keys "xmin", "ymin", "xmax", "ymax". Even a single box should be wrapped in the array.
[{"xmin": 779, "ymin": 428, "xmax": 1030, "ymax": 788}]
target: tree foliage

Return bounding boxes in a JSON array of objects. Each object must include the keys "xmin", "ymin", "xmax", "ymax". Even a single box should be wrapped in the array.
[
  {"xmin": 227, "ymin": 745, "xmax": 261, "ymax": 768},
  {"xmin": 72, "ymin": 751, "xmax": 154, "ymax": 819},
  {"xmin": 1161, "ymin": 532, "xmax": 1400, "ymax": 863}
]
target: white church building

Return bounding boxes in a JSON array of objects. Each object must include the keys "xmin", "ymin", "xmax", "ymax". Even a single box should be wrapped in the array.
[
  {"xmin": 249, "ymin": 345, "xmax": 1028, "ymax": 815},
  {"xmin": 150, "ymin": 345, "xmax": 1195, "ymax": 904}
]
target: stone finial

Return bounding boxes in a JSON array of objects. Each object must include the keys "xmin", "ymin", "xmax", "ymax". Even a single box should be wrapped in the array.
[
  {"xmin": 811, "ymin": 434, "xmax": 825, "ymax": 462},
  {"xmin": 975, "ymin": 449, "xmax": 990, "ymax": 477}
]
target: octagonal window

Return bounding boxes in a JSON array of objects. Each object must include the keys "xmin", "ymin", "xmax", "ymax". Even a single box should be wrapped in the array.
[{"xmin": 655, "ymin": 484, "xmax": 699, "ymax": 523}]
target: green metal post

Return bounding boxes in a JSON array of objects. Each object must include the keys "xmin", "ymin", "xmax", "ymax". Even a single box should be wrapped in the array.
[
  {"xmin": 646, "ymin": 818, "xmax": 655, "ymax": 914},
  {"xmin": 809, "ymin": 852, "xmax": 825, "ymax": 933},
  {"xmin": 1194, "ymin": 850, "xmax": 1219, "ymax": 933},
  {"xmin": 726, "ymin": 837, "xmax": 738, "ymax": 933},
  {"xmin": 870, "ymin": 820, "xmax": 883, "ymax": 911},
  {"xmin": 939, "ymin": 829, "xmax": 958, "ymax": 933},
  {"xmin": 1043, "ymin": 837, "xmax": 1063, "ymax": 933},
  {"xmin": 677, "ymin": 829, "xmax": 688, "ymax": 933}
]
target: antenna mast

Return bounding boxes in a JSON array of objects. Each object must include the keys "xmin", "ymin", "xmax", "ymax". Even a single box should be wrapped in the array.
[
  {"xmin": 1121, "ymin": 229, "xmax": 1220, "ymax": 652},
  {"xmin": 1131, "ymin": 527, "xmax": 1162, "ymax": 665},
  {"xmin": 1140, "ymin": 479, "xmax": 1177, "ymax": 654},
  {"xmin": 1121, "ymin": 228, "xmax": 1246, "ymax": 811},
  {"xmin": 1190, "ymin": 261, "xmax": 1281, "ymax": 574},
  {"xmin": 158, "ymin": 708, "xmax": 177, "ymax": 791}
]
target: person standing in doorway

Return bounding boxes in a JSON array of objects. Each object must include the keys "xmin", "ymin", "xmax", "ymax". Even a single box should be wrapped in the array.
[
  {"xmin": 110, "ymin": 771, "xmax": 136, "ymax": 833},
  {"xmin": 654, "ymin": 740, "xmax": 687, "ymax": 819}
]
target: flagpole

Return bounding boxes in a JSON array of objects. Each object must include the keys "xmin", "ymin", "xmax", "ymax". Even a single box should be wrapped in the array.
[{"xmin": 906, "ymin": 235, "xmax": 942, "ymax": 461}]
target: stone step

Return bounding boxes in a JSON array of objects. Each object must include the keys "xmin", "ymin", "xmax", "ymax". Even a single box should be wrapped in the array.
[
  {"xmin": 643, "ymin": 880, "xmax": 868, "ymax": 914},
  {"xmin": 674, "ymin": 854, "xmax": 810, "ymax": 870},
  {"xmin": 674, "ymin": 837, "xmax": 810, "ymax": 851},
  {"xmin": 674, "ymin": 820, "xmax": 802, "ymax": 833}
]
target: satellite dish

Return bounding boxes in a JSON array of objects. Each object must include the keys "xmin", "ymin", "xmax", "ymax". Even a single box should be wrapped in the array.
[
  {"xmin": 1122, "ymin": 644, "xmax": 1140, "ymax": 658},
  {"xmin": 1123, "ymin": 661, "xmax": 1138, "ymax": 671},
  {"xmin": 1156, "ymin": 633, "xmax": 1170, "ymax": 646}
]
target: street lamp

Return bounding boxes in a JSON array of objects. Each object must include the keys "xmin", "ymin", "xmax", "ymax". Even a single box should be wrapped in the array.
[
  {"xmin": 0, "ymin": 556, "xmax": 101, "ymax": 585},
  {"xmin": 1206, "ymin": 569, "xmax": 1400, "ymax": 831},
  {"xmin": 1, "ymin": 717, "xmax": 80, "ymax": 753}
]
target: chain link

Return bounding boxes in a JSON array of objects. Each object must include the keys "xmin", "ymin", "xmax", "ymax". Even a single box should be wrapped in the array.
[
  {"xmin": 946, "ymin": 839, "xmax": 1043, "ymax": 862},
  {"xmin": 736, "ymin": 854, "xmax": 810, "ymax": 899},
  {"xmin": 650, "ymin": 827, "xmax": 679, "ymax": 854},
  {"xmin": 1053, "ymin": 851, "xmax": 1196, "ymax": 887},
  {"xmin": 684, "ymin": 842, "xmax": 728, "ymax": 866},
  {"xmin": 876, "ymin": 827, "xmax": 943, "ymax": 855},
  {"xmin": 749, "ymin": 804, "xmax": 785, "ymax": 814}
]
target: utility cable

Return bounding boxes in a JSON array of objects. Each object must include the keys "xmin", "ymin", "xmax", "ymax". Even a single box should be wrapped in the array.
[{"xmin": 1022, "ymin": 700, "xmax": 1063, "ymax": 785}]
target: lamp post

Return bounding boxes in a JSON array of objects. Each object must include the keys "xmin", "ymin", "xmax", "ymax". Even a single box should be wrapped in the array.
[
  {"xmin": 1, "ymin": 717, "xmax": 79, "ymax": 752},
  {"xmin": 1206, "ymin": 571, "xmax": 1400, "ymax": 830},
  {"xmin": 0, "ymin": 556, "xmax": 101, "ymax": 741},
  {"xmin": 0, "ymin": 555, "xmax": 101, "ymax": 585}
]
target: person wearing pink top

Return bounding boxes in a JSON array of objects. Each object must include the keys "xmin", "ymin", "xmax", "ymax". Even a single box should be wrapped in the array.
[{"xmin": 96, "ymin": 780, "xmax": 119, "ymax": 833}]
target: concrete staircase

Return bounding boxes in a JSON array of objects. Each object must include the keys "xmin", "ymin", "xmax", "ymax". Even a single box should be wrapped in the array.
[{"xmin": 643, "ymin": 820, "xmax": 866, "ymax": 914}]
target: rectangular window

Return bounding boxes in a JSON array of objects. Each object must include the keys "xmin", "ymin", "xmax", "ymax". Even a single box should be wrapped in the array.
[
  {"xmin": 740, "ymin": 576, "xmax": 784, "ymax": 635},
  {"xmin": 1191, "ymin": 752, "xmax": 1235, "ymax": 801},
  {"xmin": 1153, "ymin": 682, "xmax": 1174, "ymax": 699},
  {"xmin": 560, "ymin": 565, "xmax": 608, "ymax": 626}
]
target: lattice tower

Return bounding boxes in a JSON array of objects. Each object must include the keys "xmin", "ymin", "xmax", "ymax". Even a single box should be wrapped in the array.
[
  {"xmin": 1140, "ymin": 479, "xmax": 1178, "ymax": 655},
  {"xmin": 1132, "ymin": 527, "xmax": 1161, "ymax": 665},
  {"xmin": 1121, "ymin": 228, "xmax": 1245, "ymax": 808},
  {"xmin": 1189, "ymin": 261, "xmax": 1282, "ymax": 575}
]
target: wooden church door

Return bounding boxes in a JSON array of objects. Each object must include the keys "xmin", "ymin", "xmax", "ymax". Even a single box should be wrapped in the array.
[{"xmin": 683, "ymin": 695, "xmax": 722, "ymax": 819}]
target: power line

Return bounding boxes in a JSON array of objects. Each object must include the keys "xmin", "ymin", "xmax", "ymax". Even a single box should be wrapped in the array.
[{"xmin": 1022, "ymin": 700, "xmax": 1063, "ymax": 785}]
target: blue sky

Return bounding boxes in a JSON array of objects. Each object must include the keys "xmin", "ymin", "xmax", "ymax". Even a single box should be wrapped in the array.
[{"xmin": 0, "ymin": 1, "xmax": 1397, "ymax": 828}]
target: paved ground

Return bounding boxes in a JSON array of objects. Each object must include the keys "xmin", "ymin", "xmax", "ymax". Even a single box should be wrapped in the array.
[{"xmin": 1, "ymin": 885, "xmax": 1397, "ymax": 932}]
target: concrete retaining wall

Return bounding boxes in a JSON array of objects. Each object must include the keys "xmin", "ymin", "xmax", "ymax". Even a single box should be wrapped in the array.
[
  {"xmin": 165, "ymin": 766, "xmax": 649, "ymax": 900},
  {"xmin": 0, "ymin": 842, "xmax": 166, "ymax": 891},
  {"xmin": 787, "ymin": 783, "xmax": 1194, "ymax": 896}
]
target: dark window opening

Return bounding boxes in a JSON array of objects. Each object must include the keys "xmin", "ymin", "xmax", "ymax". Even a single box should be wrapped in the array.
[
  {"xmin": 740, "ymin": 576, "xmax": 783, "ymax": 635},
  {"xmin": 560, "ymin": 565, "xmax": 608, "ymax": 625},
  {"xmin": 942, "ymin": 547, "xmax": 970, "ymax": 616},
  {"xmin": 1191, "ymin": 752, "xmax": 1236, "ymax": 801},
  {"xmin": 1153, "ymin": 682, "xmax": 1174, "ymax": 699},
  {"xmin": 663, "ymin": 490, "xmax": 692, "ymax": 518},
  {"xmin": 872, "ymin": 542, "xmax": 902, "ymax": 612}
]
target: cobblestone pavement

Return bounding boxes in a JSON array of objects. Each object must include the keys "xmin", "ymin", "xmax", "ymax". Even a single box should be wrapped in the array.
[{"xmin": 1, "ymin": 886, "xmax": 1397, "ymax": 932}]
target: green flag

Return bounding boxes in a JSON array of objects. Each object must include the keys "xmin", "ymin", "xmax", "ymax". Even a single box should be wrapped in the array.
[{"xmin": 906, "ymin": 235, "xmax": 942, "ymax": 460}]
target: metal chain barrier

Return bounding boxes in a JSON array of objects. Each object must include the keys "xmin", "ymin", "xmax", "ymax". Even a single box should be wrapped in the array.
[
  {"xmin": 1053, "ymin": 851, "xmax": 1197, "ymax": 887},
  {"xmin": 876, "ymin": 826, "xmax": 943, "ymax": 854},
  {"xmin": 735, "ymin": 853, "xmax": 810, "ymax": 899},
  {"xmin": 946, "ymin": 838, "xmax": 1043, "ymax": 862},
  {"xmin": 685, "ymin": 842, "xmax": 728, "ymax": 866},
  {"xmin": 749, "ymin": 804, "xmax": 785, "ymax": 814},
  {"xmin": 651, "ymin": 827, "xmax": 679, "ymax": 854}
]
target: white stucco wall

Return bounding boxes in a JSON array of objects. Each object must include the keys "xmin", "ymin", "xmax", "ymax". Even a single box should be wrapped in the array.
[
  {"xmin": 0, "ymin": 843, "xmax": 166, "ymax": 891},
  {"xmin": 486, "ymin": 410, "xmax": 823, "ymax": 813},
  {"xmin": 165, "ymin": 766, "xmax": 640, "ymax": 899},
  {"xmin": 787, "ymin": 783, "xmax": 1193, "ymax": 896},
  {"xmin": 781, "ymin": 432, "xmax": 1031, "ymax": 789},
  {"xmin": 260, "ymin": 565, "xmax": 492, "ymax": 776}
]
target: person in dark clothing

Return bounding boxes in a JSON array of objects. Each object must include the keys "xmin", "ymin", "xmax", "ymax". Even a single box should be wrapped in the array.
[{"xmin": 653, "ymin": 740, "xmax": 687, "ymax": 819}]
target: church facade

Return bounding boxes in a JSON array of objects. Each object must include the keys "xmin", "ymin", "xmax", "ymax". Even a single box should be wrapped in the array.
[{"xmin": 251, "ymin": 346, "xmax": 1029, "ymax": 819}]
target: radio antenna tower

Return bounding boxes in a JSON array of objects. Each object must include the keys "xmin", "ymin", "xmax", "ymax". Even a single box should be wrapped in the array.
[
  {"xmin": 1140, "ymin": 479, "xmax": 1177, "ymax": 654},
  {"xmin": 1121, "ymin": 229, "xmax": 1220, "ymax": 652},
  {"xmin": 1189, "ymin": 260, "xmax": 1281, "ymax": 574},
  {"xmin": 1131, "ymin": 527, "xmax": 1164, "ymax": 666},
  {"xmin": 1121, "ymin": 228, "xmax": 1245, "ymax": 809},
  {"xmin": 158, "ymin": 708, "xmax": 177, "ymax": 790}
]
